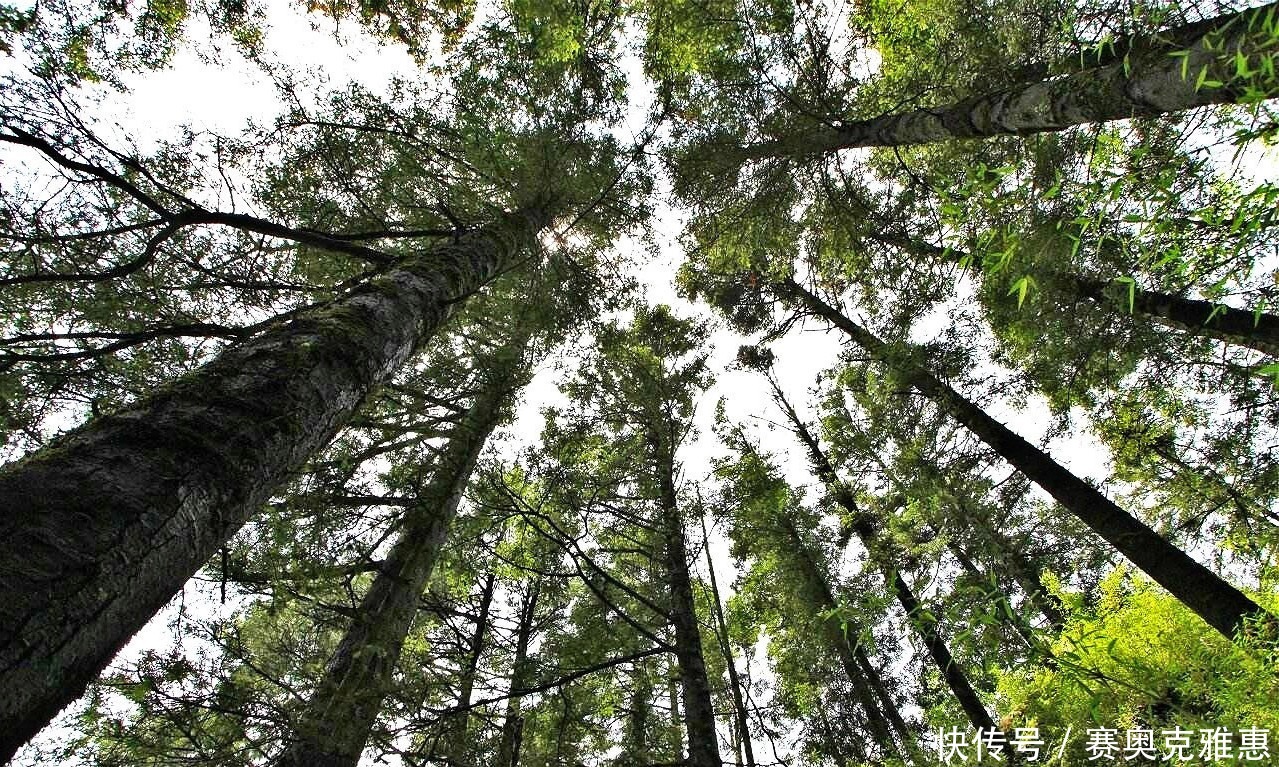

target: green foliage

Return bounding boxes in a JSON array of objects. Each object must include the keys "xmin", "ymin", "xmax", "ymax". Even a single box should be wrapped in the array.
[{"xmin": 998, "ymin": 570, "xmax": 1279, "ymax": 764}]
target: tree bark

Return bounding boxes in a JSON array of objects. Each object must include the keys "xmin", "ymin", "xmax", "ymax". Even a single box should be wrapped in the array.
[
  {"xmin": 699, "ymin": 514, "xmax": 757, "ymax": 767},
  {"xmin": 882, "ymin": 233, "xmax": 1279, "ymax": 358},
  {"xmin": 0, "ymin": 207, "xmax": 547, "ymax": 760},
  {"xmin": 776, "ymin": 277, "xmax": 1270, "ymax": 640},
  {"xmin": 736, "ymin": 2, "xmax": 1279, "ymax": 159},
  {"xmin": 496, "ymin": 578, "xmax": 540, "ymax": 767},
  {"xmin": 276, "ymin": 355, "xmax": 525, "ymax": 767},
  {"xmin": 1076, "ymin": 277, "xmax": 1279, "ymax": 357},
  {"xmin": 769, "ymin": 378, "xmax": 997, "ymax": 733},
  {"xmin": 657, "ymin": 448, "xmax": 724, "ymax": 767}
]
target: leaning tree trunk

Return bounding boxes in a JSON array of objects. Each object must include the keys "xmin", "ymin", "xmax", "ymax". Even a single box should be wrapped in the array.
[
  {"xmin": 0, "ymin": 207, "xmax": 547, "ymax": 760},
  {"xmin": 736, "ymin": 1, "xmax": 1279, "ymax": 160},
  {"xmin": 775, "ymin": 277, "xmax": 1270, "ymax": 640},
  {"xmin": 277, "ymin": 351, "xmax": 526, "ymax": 767},
  {"xmin": 770, "ymin": 378, "xmax": 997, "ymax": 733},
  {"xmin": 959, "ymin": 501, "xmax": 1067, "ymax": 630},
  {"xmin": 699, "ymin": 515, "xmax": 757, "ymax": 767},
  {"xmin": 776, "ymin": 515, "xmax": 905, "ymax": 761},
  {"xmin": 655, "ymin": 434, "xmax": 724, "ymax": 767},
  {"xmin": 879, "ymin": 233, "xmax": 1279, "ymax": 358}
]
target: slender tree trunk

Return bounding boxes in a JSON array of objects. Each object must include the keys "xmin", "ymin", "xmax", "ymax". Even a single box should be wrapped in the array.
[
  {"xmin": 888, "ymin": 568, "xmax": 997, "ymax": 732},
  {"xmin": 496, "ymin": 578, "xmax": 540, "ymax": 767},
  {"xmin": 775, "ymin": 277, "xmax": 1270, "ymax": 639},
  {"xmin": 882, "ymin": 233, "xmax": 1279, "ymax": 357},
  {"xmin": 276, "ymin": 349, "xmax": 527, "ymax": 767},
  {"xmin": 960, "ymin": 505, "xmax": 1067, "ymax": 629},
  {"xmin": 700, "ymin": 515, "xmax": 757, "ymax": 767},
  {"xmin": 622, "ymin": 662, "xmax": 654, "ymax": 764},
  {"xmin": 769, "ymin": 379, "xmax": 997, "ymax": 733},
  {"xmin": 735, "ymin": 2, "xmax": 1279, "ymax": 159},
  {"xmin": 656, "ymin": 445, "xmax": 724, "ymax": 767},
  {"xmin": 442, "ymin": 570, "xmax": 497, "ymax": 765},
  {"xmin": 946, "ymin": 538, "xmax": 1042, "ymax": 650},
  {"xmin": 0, "ymin": 208, "xmax": 547, "ymax": 759},
  {"xmin": 855, "ymin": 648, "xmax": 915, "ymax": 755},
  {"xmin": 778, "ymin": 516, "xmax": 903, "ymax": 759}
]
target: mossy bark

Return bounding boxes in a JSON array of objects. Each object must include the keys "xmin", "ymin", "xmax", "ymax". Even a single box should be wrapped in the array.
[
  {"xmin": 0, "ymin": 207, "xmax": 547, "ymax": 760},
  {"xmin": 738, "ymin": 2, "xmax": 1279, "ymax": 159},
  {"xmin": 276, "ymin": 342, "xmax": 528, "ymax": 767}
]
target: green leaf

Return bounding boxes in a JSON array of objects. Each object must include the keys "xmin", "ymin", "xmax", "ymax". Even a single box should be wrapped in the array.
[
  {"xmin": 1008, "ymin": 275, "xmax": 1036, "ymax": 309},
  {"xmin": 1113, "ymin": 276, "xmax": 1136, "ymax": 313}
]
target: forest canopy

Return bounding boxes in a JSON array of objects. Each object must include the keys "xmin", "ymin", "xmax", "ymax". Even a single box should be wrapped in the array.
[{"xmin": 1, "ymin": 0, "xmax": 1279, "ymax": 764}]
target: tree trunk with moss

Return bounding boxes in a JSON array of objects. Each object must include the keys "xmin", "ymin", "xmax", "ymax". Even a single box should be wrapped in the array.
[
  {"xmin": 736, "ymin": 2, "xmax": 1279, "ymax": 160},
  {"xmin": 0, "ymin": 206, "xmax": 546, "ymax": 761},
  {"xmin": 277, "ymin": 350, "xmax": 526, "ymax": 767}
]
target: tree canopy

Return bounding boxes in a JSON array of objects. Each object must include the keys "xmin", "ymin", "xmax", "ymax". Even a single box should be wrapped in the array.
[{"xmin": 2, "ymin": 0, "xmax": 1279, "ymax": 764}]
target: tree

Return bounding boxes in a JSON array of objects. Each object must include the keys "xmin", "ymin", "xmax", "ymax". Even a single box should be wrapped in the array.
[{"xmin": 4, "ymin": 0, "xmax": 1279, "ymax": 760}]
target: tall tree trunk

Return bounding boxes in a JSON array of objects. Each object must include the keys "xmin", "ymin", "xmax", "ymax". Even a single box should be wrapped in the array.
[
  {"xmin": 880, "ymin": 233, "xmax": 1279, "ymax": 357},
  {"xmin": 496, "ymin": 578, "xmax": 540, "ymax": 767},
  {"xmin": 769, "ymin": 379, "xmax": 996, "ymax": 733},
  {"xmin": 777, "ymin": 515, "xmax": 904, "ymax": 760},
  {"xmin": 775, "ymin": 277, "xmax": 1270, "ymax": 639},
  {"xmin": 276, "ymin": 347, "xmax": 528, "ymax": 767},
  {"xmin": 887, "ymin": 567, "xmax": 997, "ymax": 732},
  {"xmin": 0, "ymin": 207, "xmax": 547, "ymax": 759},
  {"xmin": 442, "ymin": 570, "xmax": 497, "ymax": 765},
  {"xmin": 699, "ymin": 514, "xmax": 757, "ymax": 767},
  {"xmin": 815, "ymin": 698, "xmax": 866, "ymax": 766},
  {"xmin": 656, "ymin": 445, "xmax": 724, "ymax": 767},
  {"xmin": 959, "ymin": 503, "xmax": 1067, "ymax": 630},
  {"xmin": 855, "ymin": 648, "xmax": 915, "ymax": 755},
  {"xmin": 735, "ymin": 1, "xmax": 1279, "ymax": 160}
]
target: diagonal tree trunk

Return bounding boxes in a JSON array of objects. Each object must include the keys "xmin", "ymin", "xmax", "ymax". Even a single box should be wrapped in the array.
[
  {"xmin": 277, "ymin": 346, "xmax": 529, "ymax": 767},
  {"xmin": 768, "ymin": 376, "xmax": 997, "ymax": 733},
  {"xmin": 0, "ymin": 207, "xmax": 548, "ymax": 760},
  {"xmin": 775, "ymin": 514, "xmax": 905, "ymax": 761},
  {"xmin": 877, "ymin": 233, "xmax": 1279, "ymax": 358},
  {"xmin": 957, "ymin": 502, "xmax": 1067, "ymax": 630},
  {"xmin": 774, "ymin": 277, "xmax": 1270, "ymax": 640},
  {"xmin": 735, "ymin": 2, "xmax": 1279, "ymax": 160}
]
